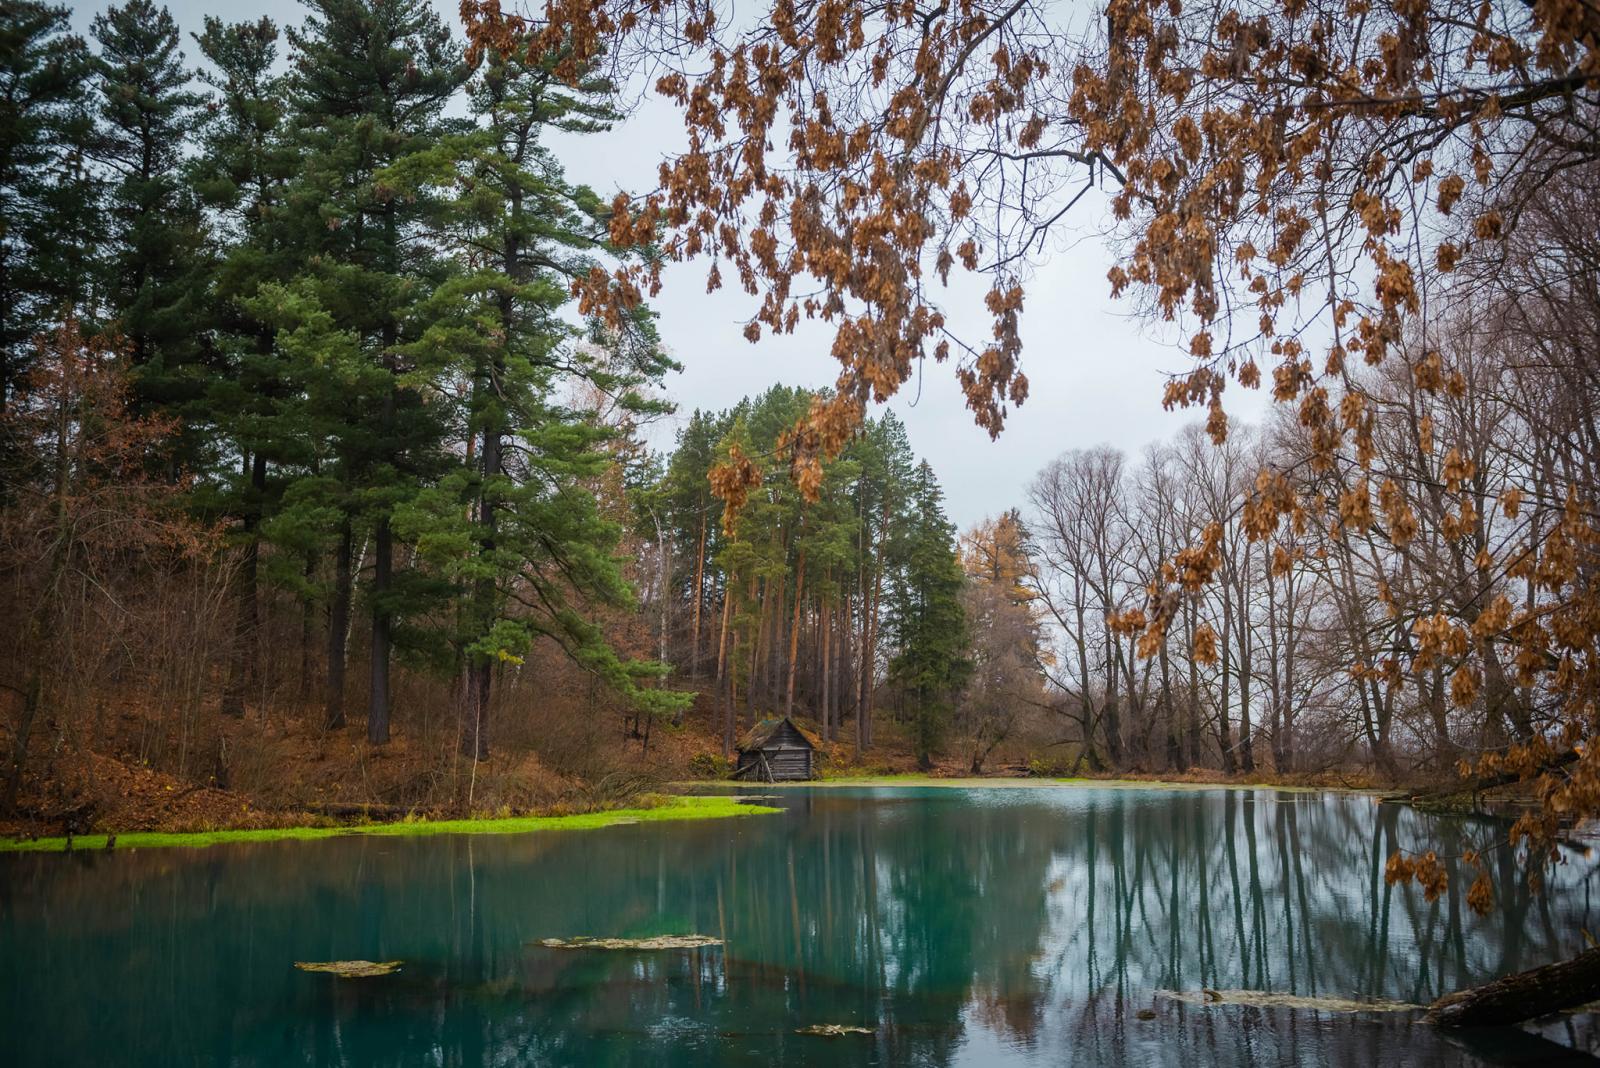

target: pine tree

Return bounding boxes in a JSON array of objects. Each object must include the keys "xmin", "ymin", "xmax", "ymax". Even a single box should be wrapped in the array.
[
  {"xmin": 659, "ymin": 409, "xmax": 728, "ymax": 678},
  {"xmin": 852, "ymin": 410, "xmax": 915, "ymax": 750},
  {"xmin": 90, "ymin": 0, "xmax": 207, "ymax": 424},
  {"xmin": 278, "ymin": 0, "xmax": 466, "ymax": 743},
  {"xmin": 887, "ymin": 460, "xmax": 970, "ymax": 768},
  {"xmin": 0, "ymin": 1, "xmax": 98, "ymax": 418},
  {"xmin": 394, "ymin": 32, "xmax": 684, "ymax": 758},
  {"xmin": 190, "ymin": 15, "xmax": 301, "ymax": 716}
]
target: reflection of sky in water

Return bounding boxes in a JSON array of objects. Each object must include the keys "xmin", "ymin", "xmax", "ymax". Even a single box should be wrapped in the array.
[{"xmin": 2, "ymin": 786, "xmax": 1596, "ymax": 1066}]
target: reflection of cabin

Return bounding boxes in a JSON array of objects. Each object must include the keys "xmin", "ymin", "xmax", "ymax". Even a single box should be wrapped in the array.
[{"xmin": 734, "ymin": 716, "xmax": 817, "ymax": 781}]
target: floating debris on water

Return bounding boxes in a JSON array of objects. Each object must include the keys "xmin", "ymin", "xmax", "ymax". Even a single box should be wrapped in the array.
[
  {"xmin": 796, "ymin": 1024, "xmax": 873, "ymax": 1036},
  {"xmin": 534, "ymin": 935, "xmax": 723, "ymax": 950},
  {"xmin": 1158, "ymin": 989, "xmax": 1418, "ymax": 1013},
  {"xmin": 293, "ymin": 960, "xmax": 403, "ymax": 978}
]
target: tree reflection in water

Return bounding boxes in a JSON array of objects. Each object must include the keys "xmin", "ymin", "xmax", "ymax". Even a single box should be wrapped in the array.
[{"xmin": 1, "ymin": 787, "xmax": 1595, "ymax": 1066}]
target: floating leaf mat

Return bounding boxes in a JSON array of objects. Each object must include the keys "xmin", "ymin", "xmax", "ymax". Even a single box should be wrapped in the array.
[
  {"xmin": 796, "ymin": 1024, "xmax": 874, "ymax": 1036},
  {"xmin": 293, "ymin": 960, "xmax": 403, "ymax": 978},
  {"xmin": 534, "ymin": 935, "xmax": 723, "ymax": 950}
]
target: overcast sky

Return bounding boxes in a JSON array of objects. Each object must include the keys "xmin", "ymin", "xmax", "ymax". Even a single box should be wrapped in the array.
[{"xmin": 68, "ymin": 0, "xmax": 1270, "ymax": 533}]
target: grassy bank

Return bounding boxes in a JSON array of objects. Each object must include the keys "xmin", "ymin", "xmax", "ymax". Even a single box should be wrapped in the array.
[{"xmin": 0, "ymin": 794, "xmax": 781, "ymax": 854}]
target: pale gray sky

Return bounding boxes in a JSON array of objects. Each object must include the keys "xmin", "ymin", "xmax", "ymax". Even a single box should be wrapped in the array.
[{"xmin": 69, "ymin": 0, "xmax": 1270, "ymax": 533}]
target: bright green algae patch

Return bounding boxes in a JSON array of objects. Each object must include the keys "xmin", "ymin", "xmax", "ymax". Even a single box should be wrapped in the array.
[{"xmin": 0, "ymin": 794, "xmax": 780, "ymax": 853}]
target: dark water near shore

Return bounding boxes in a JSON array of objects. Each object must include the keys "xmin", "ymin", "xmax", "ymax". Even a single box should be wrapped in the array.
[{"xmin": 2, "ymin": 786, "xmax": 1597, "ymax": 1066}]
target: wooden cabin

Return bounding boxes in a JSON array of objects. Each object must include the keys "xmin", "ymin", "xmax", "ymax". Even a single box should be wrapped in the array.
[{"xmin": 734, "ymin": 716, "xmax": 818, "ymax": 781}]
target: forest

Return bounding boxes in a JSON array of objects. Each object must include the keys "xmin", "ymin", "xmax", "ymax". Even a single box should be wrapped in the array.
[
  {"xmin": 0, "ymin": 0, "xmax": 1595, "ymax": 882},
  {"xmin": 3, "ymin": 0, "xmax": 1599, "ymax": 1056},
  {"xmin": 0, "ymin": 0, "xmax": 1011, "ymax": 829}
]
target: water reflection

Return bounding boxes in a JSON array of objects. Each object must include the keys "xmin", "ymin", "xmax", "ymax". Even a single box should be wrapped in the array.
[{"xmin": 1, "ymin": 787, "xmax": 1595, "ymax": 1066}]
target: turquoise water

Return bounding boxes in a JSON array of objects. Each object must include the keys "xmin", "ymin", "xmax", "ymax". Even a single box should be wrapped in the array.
[{"xmin": 2, "ymin": 786, "xmax": 1596, "ymax": 1065}]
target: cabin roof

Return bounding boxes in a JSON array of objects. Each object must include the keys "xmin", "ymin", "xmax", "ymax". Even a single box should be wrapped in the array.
[{"xmin": 735, "ymin": 715, "xmax": 819, "ymax": 753}]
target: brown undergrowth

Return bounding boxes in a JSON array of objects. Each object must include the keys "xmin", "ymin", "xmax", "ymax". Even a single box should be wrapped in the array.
[{"xmin": 2, "ymin": 674, "xmax": 1392, "ymax": 840}]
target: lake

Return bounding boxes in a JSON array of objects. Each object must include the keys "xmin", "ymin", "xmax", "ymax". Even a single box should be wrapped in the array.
[{"xmin": 2, "ymin": 785, "xmax": 1597, "ymax": 1066}]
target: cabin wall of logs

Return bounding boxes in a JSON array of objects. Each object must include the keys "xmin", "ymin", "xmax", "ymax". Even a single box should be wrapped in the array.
[{"xmin": 734, "ymin": 717, "xmax": 817, "ymax": 782}]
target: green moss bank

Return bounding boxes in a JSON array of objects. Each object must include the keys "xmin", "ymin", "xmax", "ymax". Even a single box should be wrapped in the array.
[{"xmin": 0, "ymin": 795, "xmax": 781, "ymax": 854}]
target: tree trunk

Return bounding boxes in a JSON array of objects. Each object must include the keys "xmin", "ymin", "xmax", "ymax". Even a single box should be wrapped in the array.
[
  {"xmin": 749, "ymin": 576, "xmax": 765, "ymax": 715},
  {"xmin": 864, "ymin": 505, "xmax": 888, "ymax": 749},
  {"xmin": 369, "ymin": 513, "xmax": 392, "ymax": 745},
  {"xmin": 1235, "ymin": 543, "xmax": 1255, "ymax": 773},
  {"xmin": 1102, "ymin": 629, "xmax": 1124, "ymax": 768},
  {"xmin": 1218, "ymin": 600, "xmax": 1236, "ymax": 775},
  {"xmin": 785, "ymin": 548, "xmax": 806, "ymax": 717},
  {"xmin": 324, "ymin": 518, "xmax": 353, "ymax": 730},
  {"xmin": 1160, "ymin": 637, "xmax": 1181, "ymax": 770},
  {"xmin": 298, "ymin": 551, "xmax": 317, "ymax": 704},
  {"xmin": 1428, "ymin": 947, "xmax": 1600, "ymax": 1027},
  {"xmin": 821, "ymin": 592, "xmax": 832, "ymax": 739},
  {"xmin": 716, "ymin": 575, "xmax": 732, "ymax": 680},
  {"xmin": 221, "ymin": 450, "xmax": 267, "ymax": 717},
  {"xmin": 690, "ymin": 512, "xmax": 706, "ymax": 677},
  {"xmin": 718, "ymin": 574, "xmax": 734, "ymax": 758}
]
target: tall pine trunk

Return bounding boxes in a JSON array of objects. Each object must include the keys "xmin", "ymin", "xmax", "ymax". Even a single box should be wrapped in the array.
[
  {"xmin": 690, "ymin": 513, "xmax": 706, "ymax": 677},
  {"xmin": 820, "ymin": 592, "xmax": 832, "ymax": 738},
  {"xmin": 717, "ymin": 573, "xmax": 734, "ymax": 757},
  {"xmin": 369, "ymin": 509, "xmax": 392, "ymax": 745},
  {"xmin": 785, "ymin": 548, "xmax": 806, "ymax": 717},
  {"xmin": 325, "ymin": 517, "xmax": 353, "ymax": 729},
  {"xmin": 462, "ymin": 405, "xmax": 500, "ymax": 761},
  {"xmin": 367, "ymin": 199, "xmax": 401, "ymax": 746},
  {"xmin": 221, "ymin": 450, "xmax": 266, "ymax": 717}
]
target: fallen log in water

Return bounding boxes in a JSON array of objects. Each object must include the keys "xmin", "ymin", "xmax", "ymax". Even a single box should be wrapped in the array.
[
  {"xmin": 1428, "ymin": 947, "xmax": 1600, "ymax": 1027},
  {"xmin": 1382, "ymin": 749, "xmax": 1580, "ymax": 810}
]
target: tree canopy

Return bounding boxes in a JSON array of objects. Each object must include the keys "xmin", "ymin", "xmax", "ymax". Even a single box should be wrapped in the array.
[{"xmin": 464, "ymin": 0, "xmax": 1600, "ymax": 903}]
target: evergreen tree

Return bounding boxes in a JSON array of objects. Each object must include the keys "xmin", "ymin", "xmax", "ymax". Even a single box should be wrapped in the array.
[
  {"xmin": 658, "ymin": 408, "xmax": 729, "ymax": 678},
  {"xmin": 190, "ymin": 15, "xmax": 301, "ymax": 715},
  {"xmin": 90, "ymin": 0, "xmax": 207, "ymax": 422},
  {"xmin": 850, "ymin": 409, "xmax": 915, "ymax": 750},
  {"xmin": 278, "ymin": 0, "xmax": 466, "ymax": 742},
  {"xmin": 653, "ymin": 388, "xmax": 959, "ymax": 758},
  {"xmin": 0, "ymin": 1, "xmax": 98, "ymax": 416},
  {"xmin": 388, "ymin": 30, "xmax": 683, "ymax": 756},
  {"xmin": 887, "ymin": 460, "xmax": 970, "ymax": 768}
]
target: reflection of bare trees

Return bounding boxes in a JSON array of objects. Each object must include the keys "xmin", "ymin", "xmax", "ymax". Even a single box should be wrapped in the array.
[{"xmin": 3, "ymin": 790, "xmax": 1595, "ymax": 1065}]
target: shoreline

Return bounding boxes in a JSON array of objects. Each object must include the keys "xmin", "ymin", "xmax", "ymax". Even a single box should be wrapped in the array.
[
  {"xmin": 697, "ymin": 773, "xmax": 1381, "ymax": 795},
  {"xmin": 0, "ymin": 794, "xmax": 781, "ymax": 854}
]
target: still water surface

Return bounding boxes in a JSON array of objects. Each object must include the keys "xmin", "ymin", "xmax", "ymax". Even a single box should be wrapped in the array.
[{"xmin": 2, "ymin": 786, "xmax": 1597, "ymax": 1066}]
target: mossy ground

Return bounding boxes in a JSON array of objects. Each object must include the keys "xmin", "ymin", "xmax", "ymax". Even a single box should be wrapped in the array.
[{"xmin": 0, "ymin": 795, "xmax": 780, "ymax": 853}]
